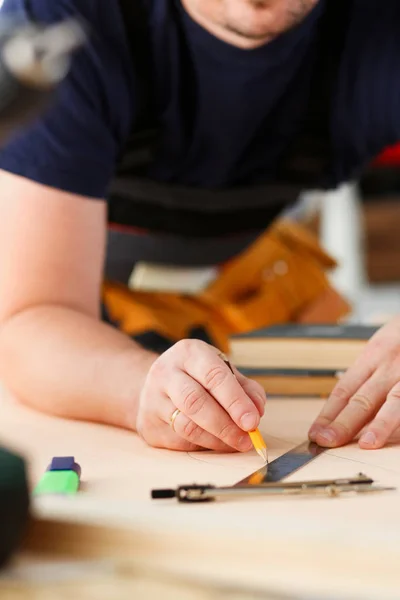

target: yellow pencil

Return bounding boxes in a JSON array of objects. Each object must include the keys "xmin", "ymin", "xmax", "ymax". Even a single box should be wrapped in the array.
[
  {"xmin": 248, "ymin": 429, "xmax": 268, "ymax": 463},
  {"xmin": 220, "ymin": 353, "xmax": 268, "ymax": 463},
  {"xmin": 247, "ymin": 469, "xmax": 267, "ymax": 485}
]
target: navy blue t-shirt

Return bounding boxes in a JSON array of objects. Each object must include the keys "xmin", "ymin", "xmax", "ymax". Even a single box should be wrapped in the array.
[{"xmin": 1, "ymin": 0, "xmax": 400, "ymax": 201}]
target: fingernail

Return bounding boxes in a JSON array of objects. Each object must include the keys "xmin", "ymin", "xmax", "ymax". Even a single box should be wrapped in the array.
[
  {"xmin": 318, "ymin": 428, "xmax": 337, "ymax": 444},
  {"xmin": 241, "ymin": 412, "xmax": 258, "ymax": 431},
  {"xmin": 360, "ymin": 431, "xmax": 376, "ymax": 446},
  {"xmin": 308, "ymin": 426, "xmax": 321, "ymax": 441},
  {"xmin": 257, "ymin": 393, "xmax": 267, "ymax": 414},
  {"xmin": 238, "ymin": 435, "xmax": 253, "ymax": 451},
  {"xmin": 258, "ymin": 392, "xmax": 267, "ymax": 405}
]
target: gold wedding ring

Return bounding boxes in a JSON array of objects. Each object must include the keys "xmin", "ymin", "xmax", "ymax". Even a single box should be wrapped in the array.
[{"xmin": 169, "ymin": 408, "xmax": 181, "ymax": 432}]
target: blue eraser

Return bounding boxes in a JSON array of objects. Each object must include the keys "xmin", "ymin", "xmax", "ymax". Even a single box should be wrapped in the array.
[{"xmin": 48, "ymin": 456, "xmax": 81, "ymax": 477}]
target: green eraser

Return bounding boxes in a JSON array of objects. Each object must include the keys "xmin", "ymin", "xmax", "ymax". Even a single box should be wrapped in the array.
[{"xmin": 33, "ymin": 470, "xmax": 80, "ymax": 496}]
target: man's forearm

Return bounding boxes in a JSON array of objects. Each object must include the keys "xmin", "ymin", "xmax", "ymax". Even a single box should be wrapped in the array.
[{"xmin": 0, "ymin": 306, "xmax": 157, "ymax": 429}]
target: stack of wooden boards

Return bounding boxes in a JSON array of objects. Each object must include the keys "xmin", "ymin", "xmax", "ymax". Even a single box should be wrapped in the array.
[{"xmin": 229, "ymin": 323, "xmax": 378, "ymax": 397}]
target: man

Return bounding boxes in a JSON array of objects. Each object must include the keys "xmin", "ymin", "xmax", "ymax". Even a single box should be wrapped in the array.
[{"xmin": 0, "ymin": 0, "xmax": 400, "ymax": 455}]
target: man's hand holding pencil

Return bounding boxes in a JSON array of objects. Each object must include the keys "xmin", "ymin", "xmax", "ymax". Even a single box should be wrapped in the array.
[{"xmin": 135, "ymin": 339, "xmax": 267, "ymax": 456}]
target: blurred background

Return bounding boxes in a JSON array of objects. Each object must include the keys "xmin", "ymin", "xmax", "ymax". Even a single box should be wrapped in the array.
[{"xmin": 298, "ymin": 144, "xmax": 400, "ymax": 326}]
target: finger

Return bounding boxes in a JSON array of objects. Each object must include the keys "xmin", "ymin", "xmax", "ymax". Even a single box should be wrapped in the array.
[
  {"xmin": 234, "ymin": 369, "xmax": 267, "ymax": 416},
  {"xmin": 180, "ymin": 341, "xmax": 261, "ymax": 432},
  {"xmin": 137, "ymin": 393, "xmax": 201, "ymax": 452},
  {"xmin": 314, "ymin": 373, "xmax": 388, "ymax": 448},
  {"xmin": 359, "ymin": 382, "xmax": 400, "ymax": 449},
  {"xmin": 166, "ymin": 369, "xmax": 253, "ymax": 452},
  {"xmin": 215, "ymin": 354, "xmax": 266, "ymax": 416},
  {"xmin": 170, "ymin": 408, "xmax": 237, "ymax": 452},
  {"xmin": 308, "ymin": 360, "xmax": 374, "ymax": 441}
]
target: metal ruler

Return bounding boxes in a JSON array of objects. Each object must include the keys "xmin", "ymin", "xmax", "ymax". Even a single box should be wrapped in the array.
[{"xmin": 234, "ymin": 440, "xmax": 326, "ymax": 486}]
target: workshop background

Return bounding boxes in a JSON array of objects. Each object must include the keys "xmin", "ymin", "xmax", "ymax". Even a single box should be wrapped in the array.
[{"xmin": 299, "ymin": 144, "xmax": 400, "ymax": 325}]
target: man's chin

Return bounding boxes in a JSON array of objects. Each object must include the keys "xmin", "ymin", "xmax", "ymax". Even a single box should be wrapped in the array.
[
  {"xmin": 180, "ymin": 0, "xmax": 318, "ymax": 48},
  {"xmin": 222, "ymin": 6, "xmax": 286, "ymax": 41},
  {"xmin": 221, "ymin": 0, "xmax": 318, "ymax": 41}
]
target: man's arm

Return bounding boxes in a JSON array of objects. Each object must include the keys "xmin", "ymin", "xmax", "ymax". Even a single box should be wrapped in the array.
[
  {"xmin": 0, "ymin": 171, "xmax": 265, "ymax": 454},
  {"xmin": 0, "ymin": 1, "xmax": 265, "ymax": 450},
  {"xmin": 0, "ymin": 170, "xmax": 157, "ymax": 429}
]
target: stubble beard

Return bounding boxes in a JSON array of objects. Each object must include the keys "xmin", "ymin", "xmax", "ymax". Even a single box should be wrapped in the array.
[{"xmin": 223, "ymin": 0, "xmax": 318, "ymax": 41}]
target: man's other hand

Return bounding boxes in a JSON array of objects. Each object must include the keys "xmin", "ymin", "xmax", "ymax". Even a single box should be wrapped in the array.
[{"xmin": 309, "ymin": 316, "xmax": 400, "ymax": 449}]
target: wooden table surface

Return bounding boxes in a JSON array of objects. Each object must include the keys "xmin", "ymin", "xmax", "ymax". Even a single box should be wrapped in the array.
[{"xmin": 1, "ymin": 386, "xmax": 400, "ymax": 600}]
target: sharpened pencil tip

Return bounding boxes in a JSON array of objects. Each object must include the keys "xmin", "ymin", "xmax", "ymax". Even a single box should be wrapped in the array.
[{"xmin": 256, "ymin": 447, "xmax": 268, "ymax": 463}]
